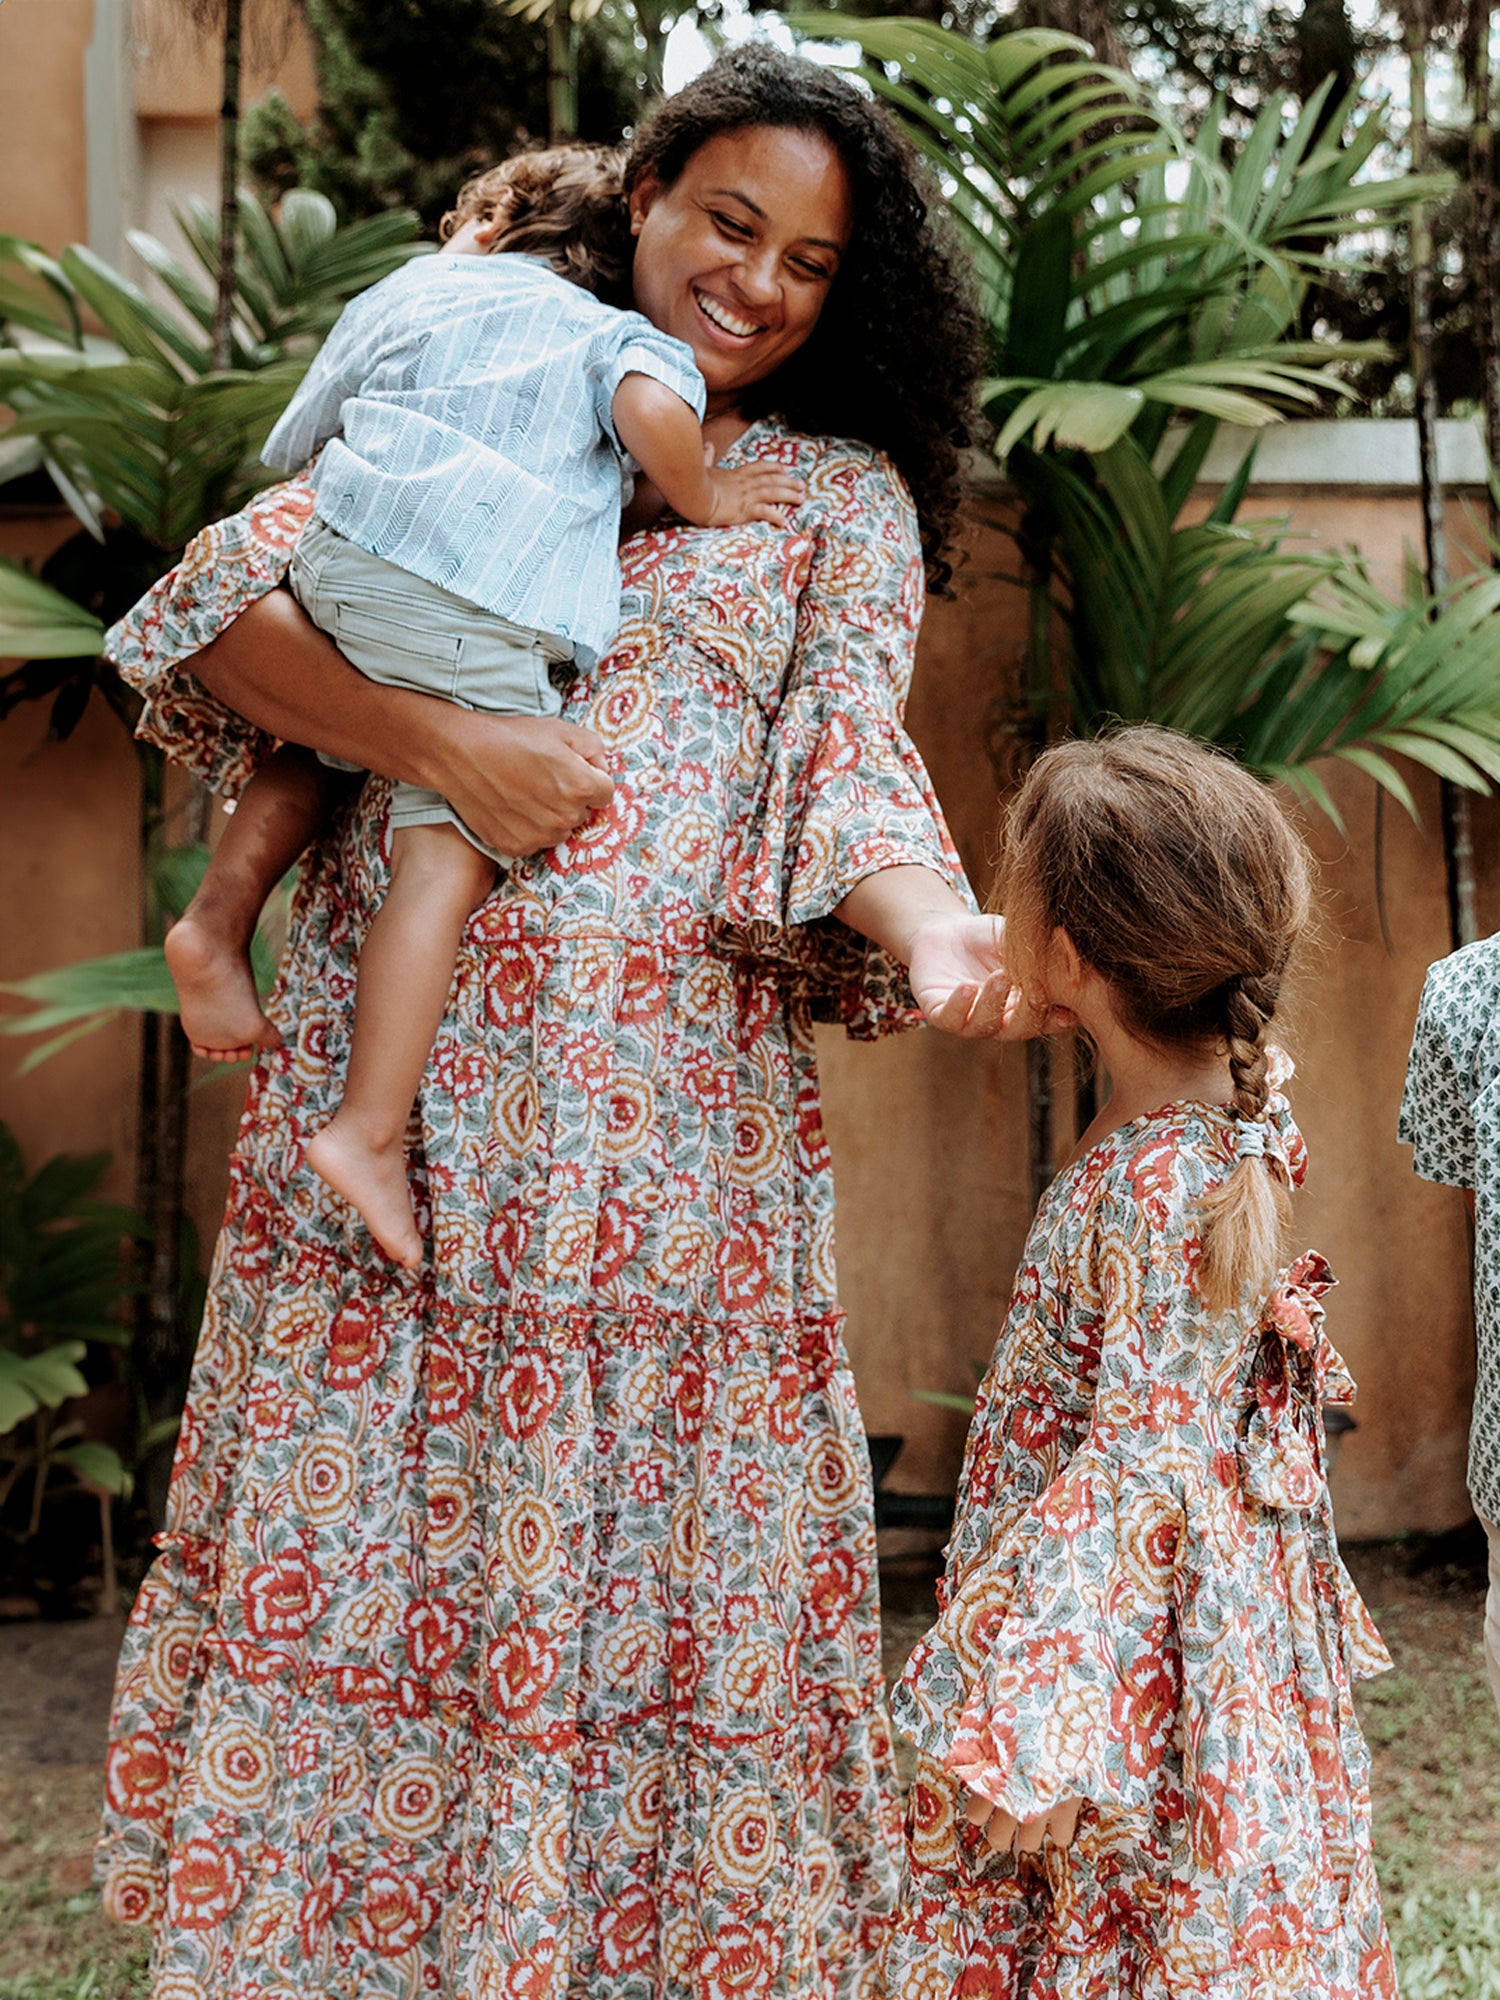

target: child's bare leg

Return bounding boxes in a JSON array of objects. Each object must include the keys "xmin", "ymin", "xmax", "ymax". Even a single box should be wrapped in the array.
[
  {"xmin": 307, "ymin": 824, "xmax": 496, "ymax": 1268},
  {"xmin": 166, "ymin": 747, "xmax": 343, "ymax": 1061}
]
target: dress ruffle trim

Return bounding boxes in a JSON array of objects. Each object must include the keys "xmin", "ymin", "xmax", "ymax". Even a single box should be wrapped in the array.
[{"xmin": 894, "ymin": 1437, "xmax": 1388, "ymax": 1883}]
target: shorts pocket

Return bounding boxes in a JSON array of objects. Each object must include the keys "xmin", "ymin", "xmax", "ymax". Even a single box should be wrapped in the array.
[
  {"xmin": 452, "ymin": 628, "xmax": 556, "ymax": 717},
  {"xmin": 333, "ymin": 598, "xmax": 463, "ymax": 699}
]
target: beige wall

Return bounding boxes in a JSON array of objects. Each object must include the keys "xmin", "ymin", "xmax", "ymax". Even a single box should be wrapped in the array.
[
  {"xmin": 0, "ymin": 0, "xmax": 96, "ymax": 251},
  {"xmin": 0, "ymin": 0, "xmax": 316, "ymax": 268}
]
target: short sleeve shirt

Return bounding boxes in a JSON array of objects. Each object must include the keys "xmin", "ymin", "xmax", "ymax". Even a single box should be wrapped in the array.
[
  {"xmin": 1399, "ymin": 934, "xmax": 1500, "ymax": 1521},
  {"xmin": 261, "ymin": 253, "xmax": 705, "ymax": 670}
]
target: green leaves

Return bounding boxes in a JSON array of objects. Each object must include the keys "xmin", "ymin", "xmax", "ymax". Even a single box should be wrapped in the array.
[
  {"xmin": 0, "ymin": 192, "xmax": 422, "ymax": 554},
  {"xmin": 0, "ymin": 560, "xmax": 104, "ymax": 660},
  {"xmin": 799, "ymin": 15, "xmax": 1500, "ymax": 818},
  {"xmin": 0, "ymin": 1124, "xmax": 141, "ymax": 1461}
]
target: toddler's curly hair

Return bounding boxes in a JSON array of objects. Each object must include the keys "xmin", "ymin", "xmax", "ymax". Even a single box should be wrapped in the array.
[{"xmin": 439, "ymin": 146, "xmax": 631, "ymax": 307}]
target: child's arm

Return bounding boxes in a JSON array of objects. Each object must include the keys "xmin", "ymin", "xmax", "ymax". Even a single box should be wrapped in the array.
[
  {"xmin": 612, "ymin": 373, "xmax": 804, "ymax": 529},
  {"xmin": 263, "ymin": 287, "xmax": 391, "ymax": 473}
]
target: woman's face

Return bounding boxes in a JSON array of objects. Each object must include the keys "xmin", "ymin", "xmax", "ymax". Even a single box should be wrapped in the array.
[{"xmin": 628, "ymin": 124, "xmax": 855, "ymax": 414}]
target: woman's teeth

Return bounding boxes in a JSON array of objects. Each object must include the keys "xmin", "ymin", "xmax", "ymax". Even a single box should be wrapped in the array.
[{"xmin": 694, "ymin": 291, "xmax": 760, "ymax": 339}]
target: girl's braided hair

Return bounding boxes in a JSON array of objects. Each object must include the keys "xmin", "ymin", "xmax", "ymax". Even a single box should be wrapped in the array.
[
  {"xmin": 623, "ymin": 42, "xmax": 985, "ymax": 594},
  {"xmin": 994, "ymin": 725, "xmax": 1315, "ymax": 1313}
]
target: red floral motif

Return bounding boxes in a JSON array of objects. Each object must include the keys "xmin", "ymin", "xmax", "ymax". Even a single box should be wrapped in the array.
[
  {"xmin": 169, "ymin": 1839, "xmax": 247, "ymax": 1930},
  {"xmin": 495, "ymin": 1353, "xmax": 562, "ymax": 1442},
  {"xmin": 105, "ymin": 1731, "xmax": 173, "ymax": 1818},
  {"xmin": 484, "ymin": 1626, "xmax": 561, "ymax": 1726},
  {"xmin": 597, "ymin": 1881, "xmax": 658, "ymax": 1976},
  {"xmin": 425, "ymin": 1331, "xmax": 480, "ymax": 1423},
  {"xmin": 324, "ymin": 1300, "xmax": 389, "ymax": 1390},
  {"xmin": 699, "ymin": 1919, "xmax": 778, "ymax": 2000},
  {"xmin": 357, "ymin": 1869, "xmax": 440, "ymax": 1958},
  {"xmin": 241, "ymin": 1554, "xmax": 329, "ymax": 1643},
  {"xmin": 404, "ymin": 1598, "xmax": 470, "ymax": 1679}
]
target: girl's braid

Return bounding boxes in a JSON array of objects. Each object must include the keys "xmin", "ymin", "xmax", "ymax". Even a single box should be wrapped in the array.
[{"xmin": 1224, "ymin": 972, "xmax": 1279, "ymax": 1121}]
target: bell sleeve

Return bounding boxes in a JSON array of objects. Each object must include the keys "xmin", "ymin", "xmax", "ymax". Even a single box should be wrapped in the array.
[
  {"xmin": 712, "ymin": 444, "xmax": 973, "ymax": 1040},
  {"xmin": 105, "ymin": 473, "xmax": 317, "ymax": 798},
  {"xmin": 894, "ymin": 1182, "xmax": 1388, "ymax": 1880}
]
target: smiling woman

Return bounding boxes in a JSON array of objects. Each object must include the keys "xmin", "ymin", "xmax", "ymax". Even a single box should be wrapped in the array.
[{"xmin": 95, "ymin": 40, "xmax": 994, "ymax": 2000}]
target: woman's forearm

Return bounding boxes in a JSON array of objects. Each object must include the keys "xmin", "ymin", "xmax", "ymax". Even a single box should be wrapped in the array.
[
  {"xmin": 833, "ymin": 865, "xmax": 971, "ymax": 966},
  {"xmin": 190, "ymin": 590, "xmax": 456, "ymax": 789},
  {"xmin": 189, "ymin": 589, "xmax": 614, "ymax": 855}
]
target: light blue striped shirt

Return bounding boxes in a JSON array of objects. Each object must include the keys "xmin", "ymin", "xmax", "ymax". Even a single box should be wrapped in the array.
[{"xmin": 263, "ymin": 253, "xmax": 704, "ymax": 670}]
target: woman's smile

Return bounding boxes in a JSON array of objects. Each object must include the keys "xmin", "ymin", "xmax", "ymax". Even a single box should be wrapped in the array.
[{"xmin": 629, "ymin": 126, "xmax": 855, "ymax": 412}]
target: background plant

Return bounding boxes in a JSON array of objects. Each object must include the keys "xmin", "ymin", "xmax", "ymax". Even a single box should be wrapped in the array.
[{"xmin": 0, "ymin": 190, "xmax": 421, "ymax": 1511}]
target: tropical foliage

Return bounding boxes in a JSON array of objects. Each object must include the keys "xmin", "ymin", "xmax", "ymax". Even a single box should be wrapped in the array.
[
  {"xmin": 803, "ymin": 18, "xmax": 1500, "ymax": 819},
  {"xmin": 0, "ymin": 1124, "xmax": 149, "ymax": 1613},
  {"xmin": 0, "ymin": 191, "xmax": 422, "ymax": 1482}
]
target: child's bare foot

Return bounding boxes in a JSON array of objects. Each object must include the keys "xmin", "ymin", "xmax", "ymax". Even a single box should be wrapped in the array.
[
  {"xmin": 307, "ymin": 1119, "xmax": 423, "ymax": 1269},
  {"xmin": 165, "ymin": 915, "xmax": 281, "ymax": 1063}
]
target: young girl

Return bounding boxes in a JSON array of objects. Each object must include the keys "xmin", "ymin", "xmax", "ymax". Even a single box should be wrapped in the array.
[
  {"xmin": 160, "ymin": 146, "xmax": 800, "ymax": 1269},
  {"xmin": 886, "ymin": 727, "xmax": 1396, "ymax": 1999}
]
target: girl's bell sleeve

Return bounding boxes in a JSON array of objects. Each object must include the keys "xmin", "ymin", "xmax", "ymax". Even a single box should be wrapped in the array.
[
  {"xmin": 105, "ymin": 473, "xmax": 317, "ymax": 797},
  {"xmin": 714, "ymin": 445, "xmax": 973, "ymax": 1040}
]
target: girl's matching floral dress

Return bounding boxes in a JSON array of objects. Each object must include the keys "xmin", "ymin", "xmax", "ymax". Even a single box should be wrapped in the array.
[
  {"xmin": 95, "ymin": 419, "xmax": 969, "ymax": 2000},
  {"xmin": 885, "ymin": 1076, "xmax": 1397, "ymax": 2000}
]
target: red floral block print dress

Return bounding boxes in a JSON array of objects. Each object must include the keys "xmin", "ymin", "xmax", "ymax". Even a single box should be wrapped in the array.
[
  {"xmin": 885, "ymin": 1084, "xmax": 1398, "ymax": 2000},
  {"xmin": 96, "ymin": 420, "xmax": 968, "ymax": 2000}
]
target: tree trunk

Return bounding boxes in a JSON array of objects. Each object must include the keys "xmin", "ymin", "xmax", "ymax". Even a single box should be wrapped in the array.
[
  {"xmin": 547, "ymin": 4, "xmax": 578, "ymax": 143},
  {"xmin": 1407, "ymin": 4, "xmax": 1477, "ymax": 948},
  {"xmin": 211, "ymin": 0, "xmax": 244, "ymax": 371}
]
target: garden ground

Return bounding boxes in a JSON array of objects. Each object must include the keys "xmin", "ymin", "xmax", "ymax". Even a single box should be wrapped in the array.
[{"xmin": 1, "ymin": 1537, "xmax": 1497, "ymax": 1999}]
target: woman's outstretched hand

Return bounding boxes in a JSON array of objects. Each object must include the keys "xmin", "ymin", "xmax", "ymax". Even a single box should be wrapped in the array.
[
  {"xmin": 965, "ymin": 1790, "xmax": 1083, "ymax": 1856},
  {"xmin": 908, "ymin": 914, "xmax": 1071, "ymax": 1040}
]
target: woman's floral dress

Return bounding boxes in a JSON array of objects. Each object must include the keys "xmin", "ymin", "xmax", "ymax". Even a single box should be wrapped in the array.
[
  {"xmin": 885, "ymin": 1082, "xmax": 1397, "ymax": 2000},
  {"xmin": 96, "ymin": 418, "xmax": 969, "ymax": 2000}
]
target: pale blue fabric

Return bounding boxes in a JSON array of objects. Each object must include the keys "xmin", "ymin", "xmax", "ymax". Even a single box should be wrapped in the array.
[{"xmin": 263, "ymin": 252, "xmax": 704, "ymax": 671}]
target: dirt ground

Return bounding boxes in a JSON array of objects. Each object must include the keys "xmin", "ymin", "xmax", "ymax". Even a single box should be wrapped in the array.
[{"xmin": 1, "ymin": 1537, "xmax": 1497, "ymax": 1999}]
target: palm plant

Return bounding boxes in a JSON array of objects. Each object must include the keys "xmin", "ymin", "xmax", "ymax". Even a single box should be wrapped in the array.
[
  {"xmin": 0, "ymin": 190, "xmax": 422, "ymax": 1483},
  {"xmin": 796, "ymin": 18, "xmax": 1500, "ymax": 816}
]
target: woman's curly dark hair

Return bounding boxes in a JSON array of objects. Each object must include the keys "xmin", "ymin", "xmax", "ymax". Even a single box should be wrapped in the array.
[{"xmin": 624, "ymin": 43, "xmax": 985, "ymax": 593}]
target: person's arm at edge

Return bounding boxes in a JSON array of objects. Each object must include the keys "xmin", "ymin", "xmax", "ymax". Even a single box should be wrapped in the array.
[
  {"xmin": 834, "ymin": 865, "xmax": 1053, "ymax": 1040},
  {"xmin": 189, "ymin": 590, "xmax": 613, "ymax": 856}
]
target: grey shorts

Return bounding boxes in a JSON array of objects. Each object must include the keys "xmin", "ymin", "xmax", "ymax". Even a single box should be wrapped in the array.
[{"xmin": 288, "ymin": 517, "xmax": 573, "ymax": 864}]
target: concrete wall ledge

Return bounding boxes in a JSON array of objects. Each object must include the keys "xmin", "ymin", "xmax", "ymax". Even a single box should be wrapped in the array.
[{"xmin": 967, "ymin": 416, "xmax": 1489, "ymax": 498}]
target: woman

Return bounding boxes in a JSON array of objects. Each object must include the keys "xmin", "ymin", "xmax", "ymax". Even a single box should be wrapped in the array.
[{"xmin": 99, "ymin": 44, "xmax": 1002, "ymax": 1999}]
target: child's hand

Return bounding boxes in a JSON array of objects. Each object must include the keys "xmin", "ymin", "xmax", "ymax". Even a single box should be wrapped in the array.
[
  {"xmin": 965, "ymin": 1790, "xmax": 1083, "ymax": 1855},
  {"xmin": 705, "ymin": 463, "xmax": 805, "ymax": 528}
]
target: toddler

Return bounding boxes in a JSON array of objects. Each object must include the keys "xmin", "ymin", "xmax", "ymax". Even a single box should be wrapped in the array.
[
  {"xmin": 887, "ymin": 727, "xmax": 1395, "ymax": 1998},
  {"xmin": 164, "ymin": 146, "xmax": 800, "ymax": 1269}
]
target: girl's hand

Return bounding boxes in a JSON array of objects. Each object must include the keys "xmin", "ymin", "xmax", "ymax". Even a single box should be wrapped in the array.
[
  {"xmin": 965, "ymin": 1790, "xmax": 1083, "ymax": 1855},
  {"xmin": 908, "ymin": 914, "xmax": 1075, "ymax": 1040}
]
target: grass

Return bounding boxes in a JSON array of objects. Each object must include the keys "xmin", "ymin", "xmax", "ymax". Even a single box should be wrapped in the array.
[
  {"xmin": 0, "ymin": 1763, "xmax": 149, "ymax": 2000},
  {"xmin": 0, "ymin": 1539, "xmax": 1495, "ymax": 1998}
]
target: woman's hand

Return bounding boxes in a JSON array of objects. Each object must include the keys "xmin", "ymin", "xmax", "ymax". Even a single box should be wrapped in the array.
[
  {"xmin": 908, "ymin": 914, "xmax": 1074, "ymax": 1040},
  {"xmin": 965, "ymin": 1790, "xmax": 1083, "ymax": 1856},
  {"xmin": 432, "ymin": 709, "xmax": 614, "ymax": 855}
]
